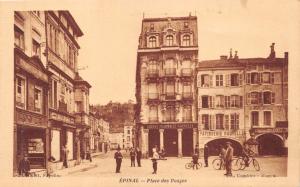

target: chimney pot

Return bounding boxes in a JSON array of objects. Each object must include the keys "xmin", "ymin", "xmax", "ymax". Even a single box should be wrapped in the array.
[{"xmin": 234, "ymin": 51, "xmax": 238, "ymax": 59}]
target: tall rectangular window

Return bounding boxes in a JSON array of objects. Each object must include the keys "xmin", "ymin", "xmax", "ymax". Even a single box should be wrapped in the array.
[
  {"xmin": 225, "ymin": 96, "xmax": 230, "ymax": 108},
  {"xmin": 201, "ymin": 74, "xmax": 211, "ymax": 87},
  {"xmin": 263, "ymin": 111, "xmax": 271, "ymax": 126},
  {"xmin": 202, "ymin": 96, "xmax": 209, "ymax": 108},
  {"xmin": 224, "ymin": 115, "xmax": 229, "ymax": 130},
  {"xmin": 32, "ymin": 39, "xmax": 41, "ymax": 58},
  {"xmin": 183, "ymin": 105, "xmax": 192, "ymax": 122},
  {"xmin": 230, "ymin": 95, "xmax": 239, "ymax": 107},
  {"xmin": 251, "ymin": 111, "xmax": 259, "ymax": 127},
  {"xmin": 149, "ymin": 105, "xmax": 158, "ymax": 122},
  {"xmin": 14, "ymin": 26, "xmax": 24, "ymax": 50},
  {"xmin": 166, "ymin": 82, "xmax": 175, "ymax": 98},
  {"xmin": 262, "ymin": 72, "xmax": 271, "ymax": 83},
  {"xmin": 215, "ymin": 95, "xmax": 224, "ymax": 108},
  {"xmin": 216, "ymin": 75, "xmax": 223, "ymax": 86},
  {"xmin": 230, "ymin": 114, "xmax": 239, "ymax": 130},
  {"xmin": 230, "ymin": 74, "xmax": 239, "ymax": 86},
  {"xmin": 53, "ymin": 80, "xmax": 58, "ymax": 109},
  {"xmin": 202, "ymin": 114, "xmax": 209, "ymax": 130},
  {"xmin": 251, "ymin": 72, "xmax": 260, "ymax": 84},
  {"xmin": 165, "ymin": 106, "xmax": 175, "ymax": 122},
  {"xmin": 216, "ymin": 114, "xmax": 224, "ymax": 129},
  {"xmin": 34, "ymin": 87, "xmax": 42, "ymax": 113},
  {"xmin": 16, "ymin": 76, "xmax": 26, "ymax": 109}
]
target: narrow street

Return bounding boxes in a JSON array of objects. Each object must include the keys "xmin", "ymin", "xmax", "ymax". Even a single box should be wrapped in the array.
[{"xmin": 55, "ymin": 151, "xmax": 287, "ymax": 178}]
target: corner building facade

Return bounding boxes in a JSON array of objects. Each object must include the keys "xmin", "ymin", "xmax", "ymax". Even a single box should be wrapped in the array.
[{"xmin": 136, "ymin": 16, "xmax": 198, "ymax": 157}]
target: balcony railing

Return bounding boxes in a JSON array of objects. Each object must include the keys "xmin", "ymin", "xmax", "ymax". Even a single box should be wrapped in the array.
[
  {"xmin": 181, "ymin": 68, "xmax": 193, "ymax": 77},
  {"xmin": 164, "ymin": 68, "xmax": 176, "ymax": 76},
  {"xmin": 148, "ymin": 93, "xmax": 159, "ymax": 100},
  {"xmin": 149, "ymin": 117, "xmax": 159, "ymax": 123},
  {"xmin": 182, "ymin": 92, "xmax": 193, "ymax": 99},
  {"xmin": 182, "ymin": 117, "xmax": 192, "ymax": 122},
  {"xmin": 199, "ymin": 130, "xmax": 245, "ymax": 137},
  {"xmin": 165, "ymin": 92, "xmax": 176, "ymax": 100},
  {"xmin": 147, "ymin": 69, "xmax": 159, "ymax": 78}
]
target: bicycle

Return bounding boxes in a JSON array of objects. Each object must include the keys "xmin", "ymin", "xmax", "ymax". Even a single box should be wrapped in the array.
[
  {"xmin": 185, "ymin": 160, "xmax": 202, "ymax": 169},
  {"xmin": 212, "ymin": 157, "xmax": 240, "ymax": 171},
  {"xmin": 235, "ymin": 156, "xmax": 260, "ymax": 171}
]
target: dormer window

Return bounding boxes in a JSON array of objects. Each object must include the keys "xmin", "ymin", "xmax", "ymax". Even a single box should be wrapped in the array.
[
  {"xmin": 148, "ymin": 36, "xmax": 157, "ymax": 48},
  {"xmin": 184, "ymin": 22, "xmax": 188, "ymax": 28},
  {"xmin": 166, "ymin": 35, "xmax": 174, "ymax": 46},
  {"xmin": 182, "ymin": 35, "xmax": 190, "ymax": 46},
  {"xmin": 150, "ymin": 24, "xmax": 154, "ymax": 31}
]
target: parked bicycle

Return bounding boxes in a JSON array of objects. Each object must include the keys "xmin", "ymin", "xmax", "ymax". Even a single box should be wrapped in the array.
[
  {"xmin": 212, "ymin": 157, "xmax": 240, "ymax": 171},
  {"xmin": 185, "ymin": 160, "xmax": 202, "ymax": 169},
  {"xmin": 235, "ymin": 156, "xmax": 260, "ymax": 171}
]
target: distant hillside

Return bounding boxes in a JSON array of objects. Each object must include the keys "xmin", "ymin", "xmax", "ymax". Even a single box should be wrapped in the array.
[{"xmin": 90, "ymin": 100, "xmax": 135, "ymax": 133}]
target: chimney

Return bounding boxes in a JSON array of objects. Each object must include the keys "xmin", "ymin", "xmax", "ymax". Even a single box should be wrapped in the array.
[
  {"xmin": 268, "ymin": 43, "xmax": 276, "ymax": 59},
  {"xmin": 220, "ymin": 55, "xmax": 228, "ymax": 60},
  {"xmin": 234, "ymin": 51, "xmax": 238, "ymax": 59},
  {"xmin": 229, "ymin": 48, "xmax": 233, "ymax": 59}
]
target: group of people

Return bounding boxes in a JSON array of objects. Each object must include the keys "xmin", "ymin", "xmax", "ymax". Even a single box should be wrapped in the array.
[
  {"xmin": 114, "ymin": 147, "xmax": 142, "ymax": 173},
  {"xmin": 192, "ymin": 144, "xmax": 210, "ymax": 170}
]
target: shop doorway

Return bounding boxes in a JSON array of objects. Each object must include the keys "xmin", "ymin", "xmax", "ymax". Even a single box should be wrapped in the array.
[
  {"xmin": 182, "ymin": 129, "xmax": 193, "ymax": 156},
  {"xmin": 257, "ymin": 133, "xmax": 283, "ymax": 155},
  {"xmin": 148, "ymin": 129, "xmax": 159, "ymax": 157},
  {"xmin": 206, "ymin": 138, "xmax": 242, "ymax": 156},
  {"xmin": 164, "ymin": 129, "xmax": 178, "ymax": 156}
]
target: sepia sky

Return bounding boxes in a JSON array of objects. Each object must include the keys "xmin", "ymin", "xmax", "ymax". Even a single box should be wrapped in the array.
[{"xmin": 70, "ymin": 0, "xmax": 299, "ymax": 105}]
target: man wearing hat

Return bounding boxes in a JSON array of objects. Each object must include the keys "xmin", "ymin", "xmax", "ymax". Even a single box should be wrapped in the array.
[
  {"xmin": 114, "ymin": 147, "xmax": 123, "ymax": 173},
  {"xmin": 224, "ymin": 141, "xmax": 234, "ymax": 176}
]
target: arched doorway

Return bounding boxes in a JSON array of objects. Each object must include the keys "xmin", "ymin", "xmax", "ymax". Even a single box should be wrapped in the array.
[
  {"xmin": 256, "ymin": 133, "xmax": 283, "ymax": 155},
  {"xmin": 206, "ymin": 138, "xmax": 242, "ymax": 156}
]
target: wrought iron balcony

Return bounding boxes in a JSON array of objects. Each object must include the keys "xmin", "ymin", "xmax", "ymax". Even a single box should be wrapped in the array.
[
  {"xmin": 164, "ymin": 68, "xmax": 176, "ymax": 77},
  {"xmin": 165, "ymin": 92, "xmax": 176, "ymax": 100},
  {"xmin": 181, "ymin": 68, "xmax": 193, "ymax": 77},
  {"xmin": 147, "ymin": 69, "xmax": 159, "ymax": 78}
]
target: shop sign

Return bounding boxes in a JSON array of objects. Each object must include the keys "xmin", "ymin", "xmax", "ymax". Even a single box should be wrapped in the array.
[
  {"xmin": 253, "ymin": 128, "xmax": 288, "ymax": 134},
  {"xmin": 146, "ymin": 123, "xmax": 196, "ymax": 129},
  {"xmin": 16, "ymin": 109, "xmax": 47, "ymax": 127},
  {"xmin": 50, "ymin": 111, "xmax": 75, "ymax": 124}
]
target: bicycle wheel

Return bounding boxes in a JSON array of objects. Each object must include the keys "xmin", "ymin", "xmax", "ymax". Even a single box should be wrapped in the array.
[
  {"xmin": 253, "ymin": 159, "xmax": 260, "ymax": 171},
  {"xmin": 232, "ymin": 159, "xmax": 241, "ymax": 171},
  {"xmin": 237, "ymin": 158, "xmax": 246, "ymax": 170},
  {"xmin": 212, "ymin": 159, "xmax": 222, "ymax": 170},
  {"xmin": 197, "ymin": 162, "xmax": 202, "ymax": 169},
  {"xmin": 185, "ymin": 162, "xmax": 192, "ymax": 169}
]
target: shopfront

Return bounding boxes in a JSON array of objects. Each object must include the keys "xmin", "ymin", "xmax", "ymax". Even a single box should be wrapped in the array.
[{"xmin": 145, "ymin": 123, "xmax": 197, "ymax": 157}]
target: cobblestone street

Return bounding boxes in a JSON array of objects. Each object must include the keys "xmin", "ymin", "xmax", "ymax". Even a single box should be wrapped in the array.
[{"xmin": 55, "ymin": 151, "xmax": 287, "ymax": 178}]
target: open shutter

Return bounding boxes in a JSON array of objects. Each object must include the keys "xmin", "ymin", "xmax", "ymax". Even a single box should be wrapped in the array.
[
  {"xmin": 271, "ymin": 92, "xmax": 275, "ymax": 104},
  {"xmin": 258, "ymin": 73, "xmax": 262, "ymax": 84},
  {"xmin": 259, "ymin": 92, "xmax": 263, "ymax": 105},
  {"xmin": 197, "ymin": 74, "xmax": 202, "ymax": 87},
  {"xmin": 209, "ymin": 115, "xmax": 212, "ymax": 130},
  {"xmin": 270, "ymin": 73, "xmax": 275, "ymax": 84},
  {"xmin": 239, "ymin": 73, "xmax": 243, "ymax": 86},
  {"xmin": 198, "ymin": 95, "xmax": 202, "ymax": 108},
  {"xmin": 240, "ymin": 96, "xmax": 243, "ymax": 108},
  {"xmin": 246, "ymin": 73, "xmax": 250, "ymax": 84},
  {"xmin": 211, "ymin": 114, "xmax": 215, "ymax": 130},
  {"xmin": 209, "ymin": 75, "xmax": 213, "ymax": 87},
  {"xmin": 246, "ymin": 93, "xmax": 251, "ymax": 105},
  {"xmin": 226, "ymin": 74, "xmax": 230, "ymax": 86},
  {"xmin": 236, "ymin": 96, "xmax": 240, "ymax": 108},
  {"xmin": 212, "ymin": 96, "xmax": 215, "ymax": 108}
]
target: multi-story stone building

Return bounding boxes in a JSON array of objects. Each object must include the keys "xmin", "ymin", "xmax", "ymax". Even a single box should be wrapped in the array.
[
  {"xmin": 99, "ymin": 118, "xmax": 110, "ymax": 152},
  {"xmin": 196, "ymin": 44, "xmax": 288, "ymax": 156},
  {"xmin": 124, "ymin": 121, "xmax": 134, "ymax": 149},
  {"xmin": 45, "ymin": 11, "xmax": 91, "ymax": 168},
  {"xmin": 14, "ymin": 11, "xmax": 50, "ymax": 175},
  {"xmin": 135, "ymin": 15, "xmax": 198, "ymax": 157},
  {"xmin": 196, "ymin": 51, "xmax": 245, "ymax": 155}
]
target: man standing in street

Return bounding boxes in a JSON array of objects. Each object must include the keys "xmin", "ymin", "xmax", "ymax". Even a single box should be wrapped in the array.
[
  {"xmin": 136, "ymin": 147, "xmax": 142, "ymax": 167},
  {"xmin": 130, "ymin": 147, "xmax": 136, "ymax": 167},
  {"xmin": 114, "ymin": 147, "xmax": 123, "ymax": 173},
  {"xmin": 224, "ymin": 142, "xmax": 234, "ymax": 176},
  {"xmin": 204, "ymin": 144, "xmax": 209, "ymax": 167},
  {"xmin": 18, "ymin": 154, "xmax": 30, "ymax": 177},
  {"xmin": 151, "ymin": 149, "xmax": 159, "ymax": 174}
]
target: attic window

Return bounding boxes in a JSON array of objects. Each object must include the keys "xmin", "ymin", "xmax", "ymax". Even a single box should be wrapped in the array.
[
  {"xmin": 184, "ymin": 22, "xmax": 188, "ymax": 28},
  {"xmin": 150, "ymin": 24, "xmax": 154, "ymax": 31}
]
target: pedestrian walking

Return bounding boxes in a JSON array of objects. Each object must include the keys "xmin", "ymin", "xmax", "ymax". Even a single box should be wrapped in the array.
[
  {"xmin": 136, "ymin": 147, "xmax": 142, "ymax": 167},
  {"xmin": 130, "ymin": 147, "xmax": 136, "ymax": 167},
  {"xmin": 62, "ymin": 145, "xmax": 69, "ymax": 168},
  {"xmin": 114, "ymin": 147, "xmax": 123, "ymax": 173},
  {"xmin": 151, "ymin": 149, "xmax": 159, "ymax": 174},
  {"xmin": 18, "ymin": 154, "xmax": 30, "ymax": 177},
  {"xmin": 219, "ymin": 145, "xmax": 226, "ymax": 170},
  {"xmin": 204, "ymin": 144, "xmax": 209, "ymax": 167},
  {"xmin": 224, "ymin": 142, "xmax": 234, "ymax": 176},
  {"xmin": 86, "ymin": 147, "xmax": 92, "ymax": 162}
]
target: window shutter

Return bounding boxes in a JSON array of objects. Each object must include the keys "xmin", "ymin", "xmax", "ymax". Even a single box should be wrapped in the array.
[
  {"xmin": 239, "ymin": 74, "xmax": 243, "ymax": 86},
  {"xmin": 209, "ymin": 115, "xmax": 212, "ymax": 130},
  {"xmin": 271, "ymin": 92, "xmax": 275, "ymax": 104},
  {"xmin": 209, "ymin": 75, "xmax": 213, "ymax": 87},
  {"xmin": 197, "ymin": 74, "xmax": 202, "ymax": 87},
  {"xmin": 226, "ymin": 74, "xmax": 230, "ymax": 86},
  {"xmin": 240, "ymin": 96, "xmax": 243, "ymax": 107},
  {"xmin": 246, "ymin": 73, "xmax": 250, "ymax": 84},
  {"xmin": 212, "ymin": 96, "xmax": 215, "ymax": 108},
  {"xmin": 246, "ymin": 93, "xmax": 250, "ymax": 105},
  {"xmin": 236, "ymin": 96, "xmax": 240, "ymax": 108},
  {"xmin": 271, "ymin": 73, "xmax": 275, "ymax": 84},
  {"xmin": 259, "ymin": 92, "xmax": 263, "ymax": 105},
  {"xmin": 198, "ymin": 95, "xmax": 202, "ymax": 108},
  {"xmin": 258, "ymin": 73, "xmax": 262, "ymax": 84},
  {"xmin": 211, "ymin": 115, "xmax": 215, "ymax": 130},
  {"xmin": 236, "ymin": 114, "xmax": 239, "ymax": 129}
]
